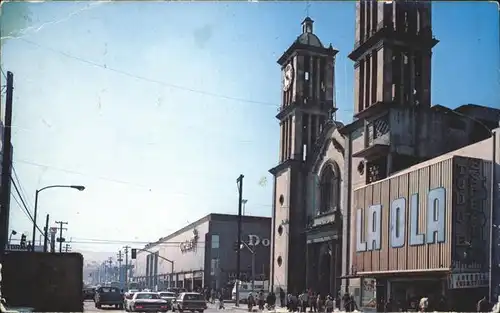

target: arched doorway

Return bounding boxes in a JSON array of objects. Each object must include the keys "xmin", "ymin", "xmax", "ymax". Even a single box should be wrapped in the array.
[
  {"xmin": 306, "ymin": 161, "xmax": 342, "ymax": 298},
  {"xmin": 318, "ymin": 242, "xmax": 332, "ymax": 296}
]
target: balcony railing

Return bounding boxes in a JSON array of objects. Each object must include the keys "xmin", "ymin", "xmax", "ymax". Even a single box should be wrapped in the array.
[{"xmin": 366, "ymin": 114, "xmax": 390, "ymax": 147}]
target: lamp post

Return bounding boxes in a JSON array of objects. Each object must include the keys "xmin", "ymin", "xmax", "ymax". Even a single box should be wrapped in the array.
[
  {"xmin": 8, "ymin": 230, "xmax": 17, "ymax": 245},
  {"xmin": 240, "ymin": 241, "xmax": 256, "ymax": 293},
  {"xmin": 242, "ymin": 199, "xmax": 248, "ymax": 215},
  {"xmin": 31, "ymin": 185, "xmax": 85, "ymax": 252}
]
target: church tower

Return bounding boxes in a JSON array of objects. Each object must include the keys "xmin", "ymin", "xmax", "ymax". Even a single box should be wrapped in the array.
[
  {"xmin": 270, "ymin": 17, "xmax": 338, "ymax": 293},
  {"xmin": 348, "ymin": 0, "xmax": 438, "ymax": 115}
]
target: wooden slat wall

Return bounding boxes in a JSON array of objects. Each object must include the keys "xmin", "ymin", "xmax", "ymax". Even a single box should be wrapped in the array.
[{"xmin": 351, "ymin": 157, "xmax": 456, "ymax": 273}]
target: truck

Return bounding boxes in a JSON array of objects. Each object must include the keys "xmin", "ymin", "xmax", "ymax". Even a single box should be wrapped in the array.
[{"xmin": 94, "ymin": 286, "xmax": 124, "ymax": 309}]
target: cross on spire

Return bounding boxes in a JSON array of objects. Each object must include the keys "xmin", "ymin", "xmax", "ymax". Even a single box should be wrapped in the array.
[{"xmin": 305, "ymin": 0, "xmax": 311, "ymax": 17}]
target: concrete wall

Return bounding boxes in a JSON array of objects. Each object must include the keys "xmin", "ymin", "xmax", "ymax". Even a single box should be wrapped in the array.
[
  {"xmin": 272, "ymin": 168, "xmax": 291, "ymax": 291},
  {"xmin": 207, "ymin": 218, "xmax": 271, "ymax": 288}
]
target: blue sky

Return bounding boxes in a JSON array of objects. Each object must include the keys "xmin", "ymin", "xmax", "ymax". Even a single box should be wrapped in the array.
[{"xmin": 0, "ymin": 1, "xmax": 498, "ymax": 256}]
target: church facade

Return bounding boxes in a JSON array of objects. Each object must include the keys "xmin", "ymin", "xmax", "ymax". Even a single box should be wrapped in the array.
[{"xmin": 269, "ymin": 0, "xmax": 500, "ymax": 301}]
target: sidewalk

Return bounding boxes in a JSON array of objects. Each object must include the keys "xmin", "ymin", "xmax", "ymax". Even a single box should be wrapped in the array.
[{"xmin": 231, "ymin": 305, "xmax": 288, "ymax": 312}]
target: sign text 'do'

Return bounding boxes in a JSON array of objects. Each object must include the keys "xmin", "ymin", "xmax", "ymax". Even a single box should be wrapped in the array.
[{"xmin": 356, "ymin": 187, "xmax": 446, "ymax": 252}]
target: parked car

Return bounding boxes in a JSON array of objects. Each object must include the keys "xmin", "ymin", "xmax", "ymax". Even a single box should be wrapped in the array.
[
  {"xmin": 83, "ymin": 287, "xmax": 96, "ymax": 300},
  {"xmin": 125, "ymin": 292, "xmax": 169, "ymax": 312},
  {"xmin": 94, "ymin": 286, "xmax": 124, "ymax": 309},
  {"xmin": 158, "ymin": 292, "xmax": 176, "ymax": 310},
  {"xmin": 172, "ymin": 292, "xmax": 207, "ymax": 313}
]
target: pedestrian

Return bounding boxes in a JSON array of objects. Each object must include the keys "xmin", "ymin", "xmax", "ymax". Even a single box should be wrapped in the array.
[
  {"xmin": 280, "ymin": 288, "xmax": 286, "ymax": 308},
  {"xmin": 218, "ymin": 292, "xmax": 225, "ymax": 310},
  {"xmin": 325, "ymin": 296, "xmax": 334, "ymax": 313},
  {"xmin": 477, "ymin": 296, "xmax": 491, "ymax": 312}
]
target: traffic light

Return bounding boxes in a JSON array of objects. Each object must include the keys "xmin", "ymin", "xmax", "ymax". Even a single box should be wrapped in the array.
[
  {"xmin": 20, "ymin": 234, "xmax": 26, "ymax": 248},
  {"xmin": 131, "ymin": 248, "xmax": 137, "ymax": 259},
  {"xmin": 233, "ymin": 242, "xmax": 240, "ymax": 251}
]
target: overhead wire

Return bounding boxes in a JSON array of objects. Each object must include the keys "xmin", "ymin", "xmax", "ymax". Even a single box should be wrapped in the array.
[
  {"xmin": 10, "ymin": 172, "xmax": 49, "ymax": 243},
  {"xmin": 17, "ymin": 38, "xmax": 353, "ymax": 113},
  {"xmin": 10, "ymin": 158, "xmax": 272, "ymax": 207},
  {"xmin": 12, "ymin": 166, "xmax": 33, "ymax": 209},
  {"xmin": 9, "ymin": 236, "xmax": 206, "ymax": 246}
]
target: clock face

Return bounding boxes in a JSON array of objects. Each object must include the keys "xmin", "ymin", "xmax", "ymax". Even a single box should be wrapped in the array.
[{"xmin": 283, "ymin": 63, "xmax": 294, "ymax": 91}]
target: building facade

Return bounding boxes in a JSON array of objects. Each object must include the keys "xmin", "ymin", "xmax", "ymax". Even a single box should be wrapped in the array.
[
  {"xmin": 351, "ymin": 155, "xmax": 491, "ymax": 311},
  {"xmin": 133, "ymin": 214, "xmax": 271, "ymax": 292},
  {"xmin": 270, "ymin": 0, "xmax": 500, "ymax": 300}
]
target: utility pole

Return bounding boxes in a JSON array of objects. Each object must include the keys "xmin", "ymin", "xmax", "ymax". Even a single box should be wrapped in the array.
[
  {"xmin": 124, "ymin": 246, "xmax": 130, "ymax": 290},
  {"xmin": 0, "ymin": 71, "xmax": 14, "ymax": 258},
  {"xmin": 103, "ymin": 261, "xmax": 107, "ymax": 284},
  {"xmin": 107, "ymin": 257, "xmax": 113, "ymax": 282},
  {"xmin": 235, "ymin": 174, "xmax": 244, "ymax": 307},
  {"xmin": 117, "ymin": 250, "xmax": 123, "ymax": 287},
  {"xmin": 55, "ymin": 221, "xmax": 68, "ymax": 253},
  {"xmin": 64, "ymin": 243, "xmax": 71, "ymax": 253},
  {"xmin": 43, "ymin": 214, "xmax": 49, "ymax": 252}
]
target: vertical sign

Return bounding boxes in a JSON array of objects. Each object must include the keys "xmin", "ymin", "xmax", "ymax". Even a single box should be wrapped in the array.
[{"xmin": 452, "ymin": 158, "xmax": 488, "ymax": 271}]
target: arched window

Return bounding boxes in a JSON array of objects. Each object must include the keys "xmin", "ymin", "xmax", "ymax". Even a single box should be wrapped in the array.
[{"xmin": 319, "ymin": 162, "xmax": 340, "ymax": 214}]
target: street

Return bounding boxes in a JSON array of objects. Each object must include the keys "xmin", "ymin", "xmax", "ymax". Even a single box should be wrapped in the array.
[{"xmin": 83, "ymin": 300, "xmax": 261, "ymax": 313}]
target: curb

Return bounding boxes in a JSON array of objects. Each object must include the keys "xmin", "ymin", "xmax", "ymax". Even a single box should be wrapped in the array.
[{"xmin": 231, "ymin": 306, "xmax": 288, "ymax": 313}]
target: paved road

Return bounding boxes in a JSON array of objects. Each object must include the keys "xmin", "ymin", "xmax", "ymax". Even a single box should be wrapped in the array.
[{"xmin": 84, "ymin": 300, "xmax": 242, "ymax": 313}]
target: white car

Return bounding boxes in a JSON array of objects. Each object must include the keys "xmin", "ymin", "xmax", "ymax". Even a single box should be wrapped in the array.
[{"xmin": 125, "ymin": 292, "xmax": 169, "ymax": 312}]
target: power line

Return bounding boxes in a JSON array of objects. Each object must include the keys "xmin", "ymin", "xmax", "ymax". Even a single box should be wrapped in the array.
[
  {"xmin": 11, "ymin": 158, "xmax": 273, "ymax": 206},
  {"xmin": 10, "ymin": 176, "xmax": 46, "ymax": 240},
  {"xmin": 12, "ymin": 166, "xmax": 33, "ymax": 210},
  {"xmin": 8, "ymin": 237, "xmax": 207, "ymax": 246},
  {"xmin": 10, "ymin": 176, "xmax": 34, "ymax": 222},
  {"xmin": 17, "ymin": 38, "xmax": 353, "ymax": 113},
  {"xmin": 10, "ymin": 192, "xmax": 33, "ymax": 222},
  {"xmin": 0, "ymin": 67, "xmax": 6, "ymax": 80},
  {"xmin": 18, "ymin": 38, "xmax": 277, "ymax": 108}
]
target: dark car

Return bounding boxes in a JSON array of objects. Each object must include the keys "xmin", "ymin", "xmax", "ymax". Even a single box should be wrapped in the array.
[
  {"xmin": 94, "ymin": 286, "xmax": 124, "ymax": 309},
  {"xmin": 83, "ymin": 287, "xmax": 96, "ymax": 300},
  {"xmin": 173, "ymin": 292, "xmax": 207, "ymax": 313},
  {"xmin": 158, "ymin": 292, "xmax": 176, "ymax": 310}
]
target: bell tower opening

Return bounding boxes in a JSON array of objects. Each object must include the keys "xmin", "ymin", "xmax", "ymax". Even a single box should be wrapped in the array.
[{"xmin": 348, "ymin": 0, "xmax": 438, "ymax": 116}]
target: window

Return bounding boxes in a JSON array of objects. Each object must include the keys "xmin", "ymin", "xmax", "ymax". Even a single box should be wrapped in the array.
[
  {"xmin": 210, "ymin": 258, "xmax": 219, "ymax": 276},
  {"xmin": 277, "ymin": 256, "xmax": 283, "ymax": 267},
  {"xmin": 184, "ymin": 293, "xmax": 204, "ymax": 300},
  {"xmin": 319, "ymin": 163, "xmax": 341, "ymax": 214},
  {"xmin": 277, "ymin": 225, "xmax": 283, "ymax": 236},
  {"xmin": 136, "ymin": 293, "xmax": 160, "ymax": 299},
  {"xmin": 211, "ymin": 234, "xmax": 220, "ymax": 249}
]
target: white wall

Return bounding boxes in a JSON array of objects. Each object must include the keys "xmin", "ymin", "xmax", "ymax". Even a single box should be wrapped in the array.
[{"xmin": 135, "ymin": 221, "xmax": 210, "ymax": 276}]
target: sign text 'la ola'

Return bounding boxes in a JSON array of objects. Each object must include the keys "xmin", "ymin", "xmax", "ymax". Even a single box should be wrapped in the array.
[{"xmin": 356, "ymin": 187, "xmax": 446, "ymax": 252}]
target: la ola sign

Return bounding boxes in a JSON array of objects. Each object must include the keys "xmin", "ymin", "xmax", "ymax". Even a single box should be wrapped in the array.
[{"xmin": 356, "ymin": 187, "xmax": 446, "ymax": 252}]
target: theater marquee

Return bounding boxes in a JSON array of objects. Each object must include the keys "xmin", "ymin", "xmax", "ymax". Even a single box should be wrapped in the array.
[{"xmin": 351, "ymin": 155, "xmax": 490, "ymax": 274}]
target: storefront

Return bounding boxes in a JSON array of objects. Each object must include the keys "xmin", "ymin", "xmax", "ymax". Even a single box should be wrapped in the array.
[{"xmin": 350, "ymin": 155, "xmax": 490, "ymax": 312}]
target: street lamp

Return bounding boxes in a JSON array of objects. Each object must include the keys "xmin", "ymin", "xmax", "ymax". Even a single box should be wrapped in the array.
[
  {"xmin": 242, "ymin": 199, "xmax": 248, "ymax": 215},
  {"xmin": 8, "ymin": 230, "xmax": 17, "ymax": 245},
  {"xmin": 240, "ymin": 241, "xmax": 256, "ymax": 293},
  {"xmin": 31, "ymin": 185, "xmax": 85, "ymax": 252}
]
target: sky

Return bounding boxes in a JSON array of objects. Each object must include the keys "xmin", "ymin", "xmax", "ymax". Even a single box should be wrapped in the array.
[{"xmin": 0, "ymin": 1, "xmax": 498, "ymax": 260}]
